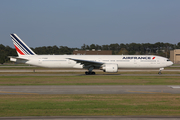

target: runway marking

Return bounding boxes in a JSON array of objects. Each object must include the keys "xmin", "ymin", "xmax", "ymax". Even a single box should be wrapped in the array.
[
  {"xmin": 168, "ymin": 86, "xmax": 180, "ymax": 89},
  {"xmin": 0, "ymin": 91, "xmax": 39, "ymax": 95},
  {"xmin": 128, "ymin": 91, "xmax": 170, "ymax": 94}
]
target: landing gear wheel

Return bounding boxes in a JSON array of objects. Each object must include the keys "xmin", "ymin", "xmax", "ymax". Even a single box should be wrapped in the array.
[
  {"xmin": 158, "ymin": 71, "xmax": 162, "ymax": 75},
  {"xmin": 85, "ymin": 67, "xmax": 95, "ymax": 75},
  {"xmin": 85, "ymin": 71, "xmax": 96, "ymax": 75}
]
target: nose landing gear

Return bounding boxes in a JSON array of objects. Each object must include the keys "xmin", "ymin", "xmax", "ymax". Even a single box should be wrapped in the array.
[{"xmin": 158, "ymin": 68, "xmax": 164, "ymax": 75}]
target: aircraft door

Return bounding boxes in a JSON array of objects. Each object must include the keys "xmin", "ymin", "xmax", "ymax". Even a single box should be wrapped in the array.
[
  {"xmin": 134, "ymin": 59, "xmax": 137, "ymax": 64},
  {"xmin": 38, "ymin": 59, "xmax": 42, "ymax": 64},
  {"xmin": 98, "ymin": 58, "xmax": 102, "ymax": 62},
  {"xmin": 134, "ymin": 59, "xmax": 139, "ymax": 67},
  {"xmin": 157, "ymin": 60, "xmax": 160, "ymax": 65},
  {"xmin": 162, "ymin": 59, "xmax": 166, "ymax": 65},
  {"xmin": 68, "ymin": 59, "xmax": 71, "ymax": 64}
]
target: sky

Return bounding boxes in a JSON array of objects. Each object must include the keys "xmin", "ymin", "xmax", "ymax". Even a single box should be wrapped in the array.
[{"xmin": 0, "ymin": 0, "xmax": 180, "ymax": 48}]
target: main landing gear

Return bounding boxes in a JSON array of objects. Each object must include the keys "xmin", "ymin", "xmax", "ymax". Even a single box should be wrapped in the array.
[
  {"xmin": 85, "ymin": 67, "xmax": 96, "ymax": 75},
  {"xmin": 85, "ymin": 71, "xmax": 96, "ymax": 75},
  {"xmin": 158, "ymin": 68, "xmax": 164, "ymax": 75}
]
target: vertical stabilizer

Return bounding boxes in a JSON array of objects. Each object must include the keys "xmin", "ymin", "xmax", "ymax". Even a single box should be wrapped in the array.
[{"xmin": 10, "ymin": 33, "xmax": 36, "ymax": 56}]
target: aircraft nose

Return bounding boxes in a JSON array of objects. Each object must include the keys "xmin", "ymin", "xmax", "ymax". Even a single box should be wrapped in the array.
[
  {"xmin": 170, "ymin": 61, "xmax": 173, "ymax": 66},
  {"xmin": 168, "ymin": 61, "xmax": 173, "ymax": 66}
]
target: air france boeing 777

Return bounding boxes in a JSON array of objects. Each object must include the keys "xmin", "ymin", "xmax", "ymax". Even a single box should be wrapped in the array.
[{"xmin": 9, "ymin": 33, "xmax": 173, "ymax": 75}]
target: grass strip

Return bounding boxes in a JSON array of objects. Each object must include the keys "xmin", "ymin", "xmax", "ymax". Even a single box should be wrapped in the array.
[
  {"xmin": 0, "ymin": 76, "xmax": 180, "ymax": 85},
  {"xmin": 0, "ymin": 94, "xmax": 180, "ymax": 116}
]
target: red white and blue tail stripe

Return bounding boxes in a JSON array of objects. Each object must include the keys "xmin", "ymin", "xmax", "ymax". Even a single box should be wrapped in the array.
[{"xmin": 10, "ymin": 33, "xmax": 36, "ymax": 56}]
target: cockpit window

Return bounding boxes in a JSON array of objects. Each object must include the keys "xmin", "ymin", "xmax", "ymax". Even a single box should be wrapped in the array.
[{"xmin": 167, "ymin": 59, "xmax": 170, "ymax": 61}]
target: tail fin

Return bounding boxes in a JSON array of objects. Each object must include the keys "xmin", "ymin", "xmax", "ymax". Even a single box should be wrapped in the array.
[{"xmin": 10, "ymin": 33, "xmax": 36, "ymax": 56}]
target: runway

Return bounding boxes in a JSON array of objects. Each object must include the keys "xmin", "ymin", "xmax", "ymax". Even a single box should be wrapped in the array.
[
  {"xmin": 0, "ymin": 69, "xmax": 180, "ymax": 76},
  {"xmin": 0, "ymin": 85, "xmax": 180, "ymax": 95},
  {"xmin": 0, "ymin": 73, "xmax": 180, "ymax": 76}
]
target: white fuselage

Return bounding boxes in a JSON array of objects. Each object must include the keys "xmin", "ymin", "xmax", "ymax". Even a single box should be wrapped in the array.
[{"xmin": 12, "ymin": 55, "xmax": 173, "ymax": 69}]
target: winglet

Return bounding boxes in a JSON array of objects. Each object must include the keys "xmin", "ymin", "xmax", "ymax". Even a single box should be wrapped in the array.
[{"xmin": 10, "ymin": 33, "xmax": 36, "ymax": 56}]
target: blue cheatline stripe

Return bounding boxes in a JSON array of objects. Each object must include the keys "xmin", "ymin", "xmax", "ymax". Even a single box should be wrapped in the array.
[
  {"xmin": 11, "ymin": 34, "xmax": 34, "ymax": 55},
  {"xmin": 11, "ymin": 37, "xmax": 30, "ymax": 55}
]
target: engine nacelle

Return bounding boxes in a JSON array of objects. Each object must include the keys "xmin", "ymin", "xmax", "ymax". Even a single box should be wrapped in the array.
[{"xmin": 102, "ymin": 64, "xmax": 118, "ymax": 73}]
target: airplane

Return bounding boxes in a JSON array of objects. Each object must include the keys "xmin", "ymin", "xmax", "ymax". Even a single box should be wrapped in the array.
[{"xmin": 9, "ymin": 33, "xmax": 173, "ymax": 75}]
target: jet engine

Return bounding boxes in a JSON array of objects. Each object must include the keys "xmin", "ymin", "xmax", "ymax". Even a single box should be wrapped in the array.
[{"xmin": 102, "ymin": 63, "xmax": 118, "ymax": 73}]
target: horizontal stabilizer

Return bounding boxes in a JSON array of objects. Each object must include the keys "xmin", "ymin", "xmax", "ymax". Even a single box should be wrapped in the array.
[{"xmin": 8, "ymin": 56, "xmax": 29, "ymax": 60}]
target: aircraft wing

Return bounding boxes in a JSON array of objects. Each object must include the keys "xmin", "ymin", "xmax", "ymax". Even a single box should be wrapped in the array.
[{"xmin": 68, "ymin": 58, "xmax": 104, "ymax": 68}]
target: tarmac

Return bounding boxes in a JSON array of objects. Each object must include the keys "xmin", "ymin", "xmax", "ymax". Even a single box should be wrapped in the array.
[
  {"xmin": 0, "ymin": 69, "xmax": 180, "ymax": 73},
  {"xmin": 0, "ymin": 68, "xmax": 180, "ymax": 76},
  {"xmin": 0, "ymin": 85, "xmax": 180, "ymax": 95}
]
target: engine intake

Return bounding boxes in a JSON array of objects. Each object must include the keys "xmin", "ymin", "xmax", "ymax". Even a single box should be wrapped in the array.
[{"xmin": 102, "ymin": 63, "xmax": 118, "ymax": 73}]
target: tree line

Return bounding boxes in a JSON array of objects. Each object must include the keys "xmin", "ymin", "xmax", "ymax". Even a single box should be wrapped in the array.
[{"xmin": 0, "ymin": 42, "xmax": 180, "ymax": 64}]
